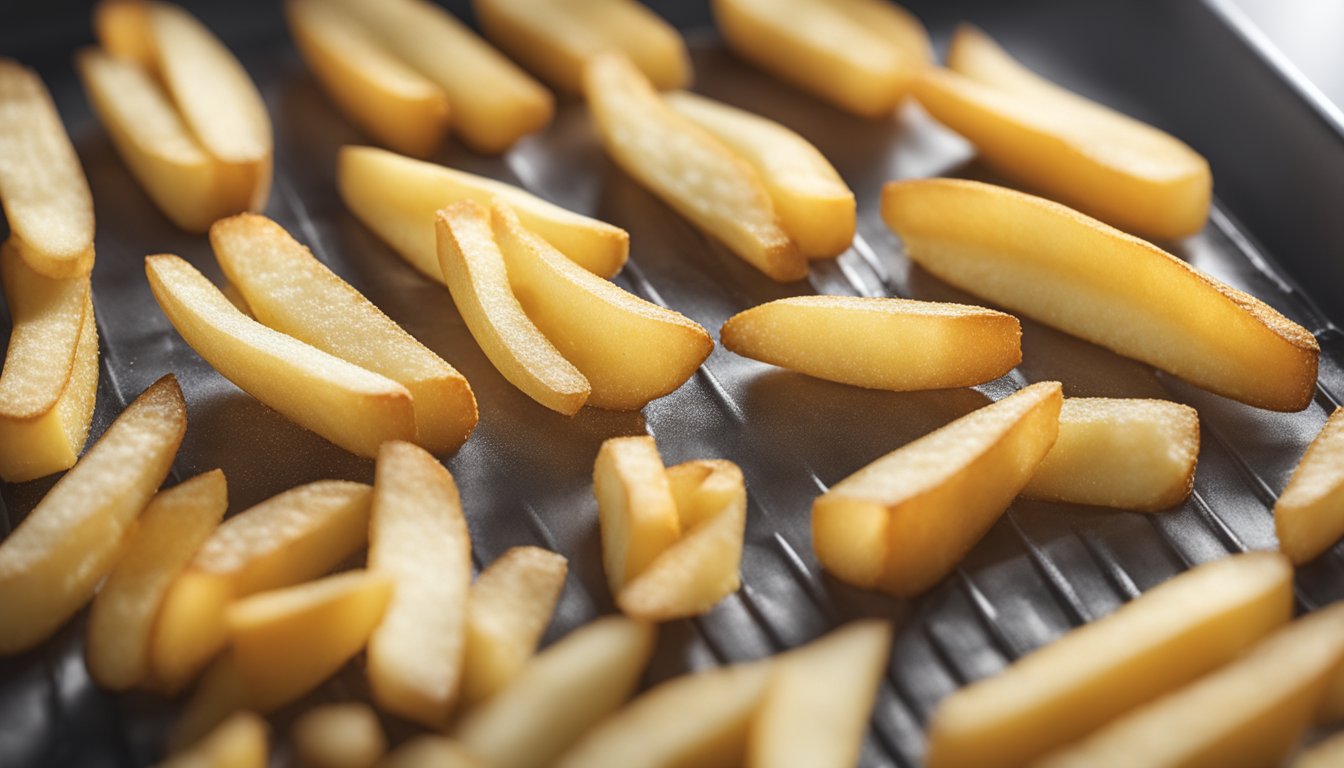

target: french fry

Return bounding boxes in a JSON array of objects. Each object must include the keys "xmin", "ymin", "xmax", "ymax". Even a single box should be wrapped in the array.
[
  {"xmin": 435, "ymin": 201, "xmax": 591, "ymax": 415},
  {"xmin": 159, "ymin": 710, "xmax": 268, "ymax": 768},
  {"xmin": 0, "ymin": 376, "xmax": 184, "ymax": 655},
  {"xmin": 0, "ymin": 240, "xmax": 98, "ymax": 482},
  {"xmin": 461, "ymin": 546, "xmax": 569, "ymax": 706},
  {"xmin": 285, "ymin": 0, "xmax": 451, "ymax": 158},
  {"xmin": 881, "ymin": 179, "xmax": 1319, "ymax": 411},
  {"xmin": 584, "ymin": 54, "xmax": 807, "ymax": 282},
  {"xmin": 338, "ymin": 146, "xmax": 628, "ymax": 280},
  {"xmin": 924, "ymin": 551, "xmax": 1294, "ymax": 768},
  {"xmin": 94, "ymin": 0, "xmax": 156, "ymax": 68},
  {"xmin": 474, "ymin": 0, "xmax": 690, "ymax": 93},
  {"xmin": 292, "ymin": 704, "xmax": 387, "ymax": 768},
  {"xmin": 593, "ymin": 436, "xmax": 681, "ymax": 594},
  {"xmin": 492, "ymin": 201, "xmax": 712, "ymax": 411},
  {"xmin": 211, "ymin": 214, "xmax": 477, "ymax": 453},
  {"xmin": 318, "ymin": 0, "xmax": 552, "ymax": 154},
  {"xmin": 86, "ymin": 470, "xmax": 228, "ymax": 691},
  {"xmin": 812, "ymin": 381, "xmax": 1061, "ymax": 597},
  {"xmin": 712, "ymin": 0, "xmax": 932, "ymax": 118},
  {"xmin": 0, "ymin": 60, "xmax": 95, "ymax": 278},
  {"xmin": 146, "ymin": 253, "xmax": 417, "ymax": 456},
  {"xmin": 914, "ymin": 25, "xmax": 1211, "ymax": 240},
  {"xmin": 1276, "ymin": 407, "xmax": 1344, "ymax": 565},
  {"xmin": 367, "ymin": 442, "xmax": 472, "ymax": 727},
  {"xmin": 720, "ymin": 296, "xmax": 1021, "ymax": 391},
  {"xmin": 664, "ymin": 91, "xmax": 854, "ymax": 258},
  {"xmin": 451, "ymin": 617, "xmax": 654, "ymax": 768},
  {"xmin": 380, "ymin": 737, "xmax": 485, "ymax": 768}
]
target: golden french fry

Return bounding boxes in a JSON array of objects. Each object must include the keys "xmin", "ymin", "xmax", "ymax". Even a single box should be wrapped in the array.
[
  {"xmin": 593, "ymin": 436, "xmax": 681, "ymax": 594},
  {"xmin": 211, "ymin": 214, "xmax": 477, "ymax": 453},
  {"xmin": 159, "ymin": 710, "xmax": 268, "ymax": 768},
  {"xmin": 148, "ymin": 571, "xmax": 232, "ymax": 696},
  {"xmin": 291, "ymin": 704, "xmax": 387, "ymax": 768},
  {"xmin": 0, "ymin": 375, "xmax": 185, "ymax": 655},
  {"xmin": 813, "ymin": 381, "xmax": 1061, "ymax": 597},
  {"xmin": 584, "ymin": 54, "xmax": 807, "ymax": 282},
  {"xmin": 881, "ymin": 179, "xmax": 1319, "ymax": 411},
  {"xmin": 721, "ymin": 295, "xmax": 1021, "ymax": 391},
  {"xmin": 1276, "ymin": 407, "xmax": 1344, "ymax": 565},
  {"xmin": 94, "ymin": 0, "xmax": 156, "ymax": 68},
  {"xmin": 0, "ymin": 60, "xmax": 95, "ymax": 278}
]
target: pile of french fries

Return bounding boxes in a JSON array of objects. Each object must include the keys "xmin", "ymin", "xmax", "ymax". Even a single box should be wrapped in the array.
[{"xmin": 2, "ymin": 0, "xmax": 1343, "ymax": 766}]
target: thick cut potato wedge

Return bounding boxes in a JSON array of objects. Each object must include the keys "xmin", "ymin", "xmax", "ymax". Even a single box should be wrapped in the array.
[
  {"xmin": 319, "ymin": 0, "xmax": 552, "ymax": 154},
  {"xmin": 86, "ymin": 470, "xmax": 227, "ymax": 691},
  {"xmin": 160, "ymin": 711, "xmax": 268, "ymax": 768},
  {"xmin": 721, "ymin": 295, "xmax": 1021, "ymax": 391},
  {"xmin": 492, "ymin": 201, "xmax": 711, "ymax": 410},
  {"xmin": 147, "ymin": 1, "xmax": 272, "ymax": 211},
  {"xmin": 461, "ymin": 546, "xmax": 569, "ymax": 706},
  {"xmin": 227, "ymin": 570, "xmax": 394, "ymax": 712},
  {"xmin": 593, "ymin": 436, "xmax": 681, "ymax": 594},
  {"xmin": 338, "ymin": 146, "xmax": 628, "ymax": 280},
  {"xmin": 146, "ymin": 253, "xmax": 417, "ymax": 456},
  {"xmin": 0, "ymin": 60, "xmax": 95, "ymax": 278},
  {"xmin": 1036, "ymin": 602, "xmax": 1344, "ymax": 768},
  {"xmin": 0, "ymin": 375, "xmax": 185, "ymax": 655},
  {"xmin": 584, "ymin": 54, "xmax": 806, "ymax": 282},
  {"xmin": 367, "ymin": 442, "xmax": 472, "ymax": 727},
  {"xmin": 555, "ymin": 661, "xmax": 773, "ymax": 768},
  {"xmin": 474, "ymin": 0, "xmax": 690, "ymax": 93},
  {"xmin": 1276, "ymin": 407, "xmax": 1344, "ymax": 565},
  {"xmin": 0, "ymin": 240, "xmax": 98, "ymax": 482},
  {"xmin": 813, "ymin": 381, "xmax": 1061, "ymax": 597},
  {"xmin": 882, "ymin": 179, "xmax": 1319, "ymax": 411},
  {"xmin": 211, "ymin": 214, "xmax": 477, "ymax": 453},
  {"xmin": 664, "ymin": 91, "xmax": 854, "ymax": 258},
  {"xmin": 285, "ymin": 0, "xmax": 451, "ymax": 158},
  {"xmin": 381, "ymin": 737, "xmax": 485, "ymax": 768},
  {"xmin": 925, "ymin": 551, "xmax": 1293, "ymax": 768},
  {"xmin": 712, "ymin": 0, "xmax": 932, "ymax": 118},
  {"xmin": 914, "ymin": 26, "xmax": 1211, "ymax": 240},
  {"xmin": 150, "ymin": 480, "xmax": 373, "ymax": 693},
  {"xmin": 617, "ymin": 459, "xmax": 746, "ymax": 621},
  {"xmin": 1294, "ymin": 731, "xmax": 1344, "ymax": 768},
  {"xmin": 435, "ymin": 201, "xmax": 590, "ymax": 415},
  {"xmin": 748, "ymin": 621, "xmax": 892, "ymax": 768},
  {"xmin": 1021, "ymin": 398, "xmax": 1199, "ymax": 512},
  {"xmin": 291, "ymin": 704, "xmax": 387, "ymax": 768},
  {"xmin": 451, "ymin": 617, "xmax": 654, "ymax": 768}
]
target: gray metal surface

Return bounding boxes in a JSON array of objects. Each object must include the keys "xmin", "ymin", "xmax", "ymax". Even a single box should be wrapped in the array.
[{"xmin": 3, "ymin": 23, "xmax": 1344, "ymax": 768}]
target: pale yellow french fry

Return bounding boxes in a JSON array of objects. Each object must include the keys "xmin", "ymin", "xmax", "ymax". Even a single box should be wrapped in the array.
[
  {"xmin": 1036, "ymin": 602, "xmax": 1344, "ymax": 768},
  {"xmin": 148, "ymin": 1, "xmax": 272, "ymax": 211},
  {"xmin": 367, "ymin": 441, "xmax": 472, "ymax": 727},
  {"xmin": 320, "ymin": 0, "xmax": 552, "ymax": 154},
  {"xmin": 0, "ymin": 60, "xmax": 95, "ymax": 278},
  {"xmin": 159, "ymin": 710, "xmax": 268, "ymax": 768},
  {"xmin": 584, "ymin": 54, "xmax": 807, "ymax": 282},
  {"xmin": 291, "ymin": 704, "xmax": 387, "ymax": 768},
  {"xmin": 380, "ymin": 737, "xmax": 485, "ymax": 768},
  {"xmin": 1022, "ymin": 398, "xmax": 1200, "ymax": 512},
  {"xmin": 555, "ymin": 661, "xmax": 773, "ymax": 768},
  {"xmin": 435, "ymin": 201, "xmax": 590, "ymax": 415},
  {"xmin": 616, "ymin": 459, "xmax": 746, "ymax": 621},
  {"xmin": 0, "ymin": 375, "xmax": 185, "ymax": 655},
  {"xmin": 86, "ymin": 469, "xmax": 227, "ymax": 691},
  {"xmin": 812, "ymin": 381, "xmax": 1061, "ymax": 597},
  {"xmin": 461, "ymin": 546, "xmax": 568, "ymax": 706},
  {"xmin": 1276, "ymin": 407, "xmax": 1344, "ymax": 565},
  {"xmin": 0, "ymin": 240, "xmax": 98, "ymax": 483},
  {"xmin": 1294, "ymin": 731, "xmax": 1344, "ymax": 768},
  {"xmin": 748, "ymin": 621, "xmax": 892, "ymax": 768},
  {"xmin": 712, "ymin": 0, "xmax": 932, "ymax": 118},
  {"xmin": 211, "ymin": 214, "xmax": 478, "ymax": 453},
  {"xmin": 720, "ymin": 296, "xmax": 1021, "ymax": 391},
  {"xmin": 924, "ymin": 551, "xmax": 1294, "ymax": 768},
  {"xmin": 285, "ymin": 0, "xmax": 451, "ymax": 158},
  {"xmin": 881, "ymin": 179, "xmax": 1319, "ymax": 412},
  {"xmin": 146, "ymin": 253, "xmax": 417, "ymax": 457},
  {"xmin": 94, "ymin": 0, "xmax": 156, "ymax": 68},
  {"xmin": 664, "ymin": 91, "xmax": 854, "ymax": 258},
  {"xmin": 474, "ymin": 0, "xmax": 690, "ymax": 93},
  {"xmin": 914, "ymin": 25, "xmax": 1211, "ymax": 240},
  {"xmin": 492, "ymin": 201, "xmax": 711, "ymax": 411},
  {"xmin": 593, "ymin": 436, "xmax": 681, "ymax": 594},
  {"xmin": 451, "ymin": 617, "xmax": 655, "ymax": 768},
  {"xmin": 338, "ymin": 146, "xmax": 628, "ymax": 280}
]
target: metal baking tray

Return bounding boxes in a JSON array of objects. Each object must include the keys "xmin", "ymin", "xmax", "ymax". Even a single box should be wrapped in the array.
[{"xmin": 4, "ymin": 1, "xmax": 1344, "ymax": 765}]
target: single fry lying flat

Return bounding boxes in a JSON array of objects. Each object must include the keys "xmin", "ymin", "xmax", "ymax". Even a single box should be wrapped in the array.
[{"xmin": 1276, "ymin": 407, "xmax": 1344, "ymax": 565}]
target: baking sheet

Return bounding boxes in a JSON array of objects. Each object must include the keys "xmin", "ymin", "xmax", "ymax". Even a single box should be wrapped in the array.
[{"xmin": 3, "ymin": 12, "xmax": 1344, "ymax": 768}]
